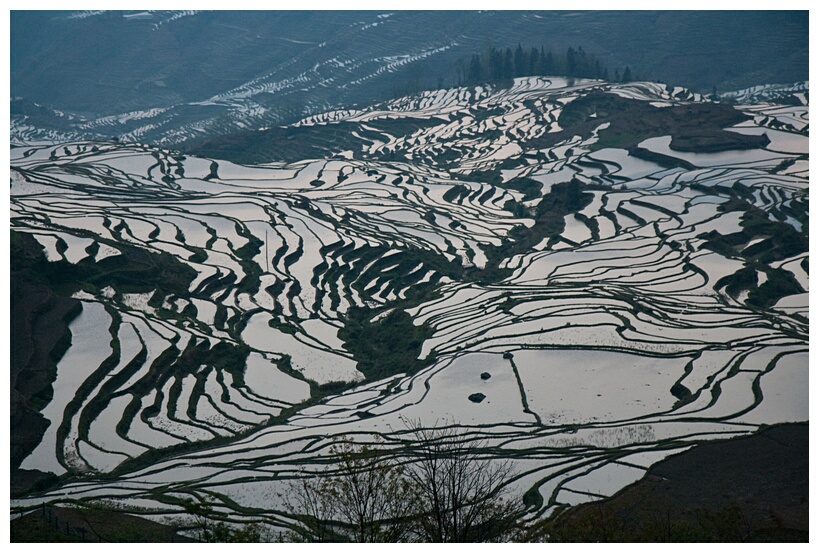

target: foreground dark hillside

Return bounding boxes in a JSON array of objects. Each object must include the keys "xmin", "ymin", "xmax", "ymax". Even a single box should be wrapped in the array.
[{"xmin": 539, "ymin": 423, "xmax": 809, "ymax": 542}]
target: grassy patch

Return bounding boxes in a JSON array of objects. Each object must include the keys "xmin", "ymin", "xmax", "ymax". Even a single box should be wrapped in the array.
[
  {"xmin": 12, "ymin": 231, "xmax": 198, "ymax": 299},
  {"xmin": 477, "ymin": 179, "xmax": 596, "ymax": 282},
  {"xmin": 183, "ymin": 117, "xmax": 441, "ymax": 165},
  {"xmin": 339, "ymin": 305, "xmax": 434, "ymax": 382},
  {"xmin": 702, "ymin": 195, "xmax": 807, "ymax": 308},
  {"xmin": 531, "ymin": 91, "xmax": 766, "ymax": 155}
]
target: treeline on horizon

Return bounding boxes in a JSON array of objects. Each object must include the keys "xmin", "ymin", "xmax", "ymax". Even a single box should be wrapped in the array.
[
  {"xmin": 389, "ymin": 44, "xmax": 640, "ymax": 100},
  {"xmin": 455, "ymin": 45, "xmax": 637, "ymax": 87}
]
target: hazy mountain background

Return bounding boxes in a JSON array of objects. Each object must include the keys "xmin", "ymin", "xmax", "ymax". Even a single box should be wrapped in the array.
[{"xmin": 11, "ymin": 10, "xmax": 808, "ymax": 147}]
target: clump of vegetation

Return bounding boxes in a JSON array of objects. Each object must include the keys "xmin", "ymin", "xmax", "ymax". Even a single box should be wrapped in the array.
[
  {"xmin": 458, "ymin": 44, "xmax": 632, "ymax": 88},
  {"xmin": 283, "ymin": 421, "xmax": 521, "ymax": 542},
  {"xmin": 185, "ymin": 118, "xmax": 441, "ymax": 165},
  {"xmin": 554, "ymin": 90, "xmax": 767, "ymax": 155},
  {"xmin": 478, "ymin": 179, "xmax": 595, "ymax": 282},
  {"xmin": 704, "ymin": 195, "xmax": 807, "ymax": 308},
  {"xmin": 11, "ymin": 229, "xmax": 197, "ymax": 299},
  {"xmin": 182, "ymin": 500, "xmax": 266, "ymax": 542},
  {"xmin": 339, "ymin": 306, "xmax": 433, "ymax": 382}
]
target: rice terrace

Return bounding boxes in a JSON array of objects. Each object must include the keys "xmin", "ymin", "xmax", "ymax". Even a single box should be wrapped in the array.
[{"xmin": 9, "ymin": 10, "xmax": 809, "ymax": 542}]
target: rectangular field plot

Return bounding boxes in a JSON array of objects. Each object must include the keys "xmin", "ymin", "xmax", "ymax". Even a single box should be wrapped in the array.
[{"xmin": 513, "ymin": 349, "xmax": 689, "ymax": 425}]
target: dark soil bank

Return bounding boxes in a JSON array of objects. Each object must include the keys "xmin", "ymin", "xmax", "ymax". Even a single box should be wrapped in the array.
[{"xmin": 543, "ymin": 422, "xmax": 808, "ymax": 542}]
